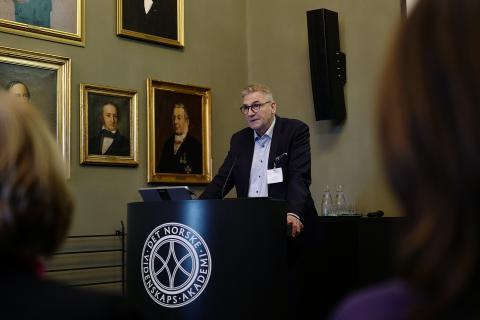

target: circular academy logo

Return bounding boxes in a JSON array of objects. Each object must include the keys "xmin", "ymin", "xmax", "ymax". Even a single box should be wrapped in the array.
[{"xmin": 141, "ymin": 222, "xmax": 212, "ymax": 308}]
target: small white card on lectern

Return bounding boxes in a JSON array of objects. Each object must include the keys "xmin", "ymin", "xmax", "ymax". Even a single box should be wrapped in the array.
[{"xmin": 267, "ymin": 168, "xmax": 283, "ymax": 184}]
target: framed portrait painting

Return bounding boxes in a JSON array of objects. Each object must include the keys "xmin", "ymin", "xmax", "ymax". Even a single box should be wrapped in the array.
[
  {"xmin": 0, "ymin": 45, "xmax": 71, "ymax": 175},
  {"xmin": 80, "ymin": 83, "xmax": 138, "ymax": 166},
  {"xmin": 147, "ymin": 80, "xmax": 212, "ymax": 184},
  {"xmin": 0, "ymin": 0, "xmax": 85, "ymax": 46},
  {"xmin": 116, "ymin": 0, "xmax": 184, "ymax": 48}
]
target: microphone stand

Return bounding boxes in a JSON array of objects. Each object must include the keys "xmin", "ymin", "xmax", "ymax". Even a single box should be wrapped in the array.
[{"xmin": 221, "ymin": 154, "xmax": 238, "ymax": 199}]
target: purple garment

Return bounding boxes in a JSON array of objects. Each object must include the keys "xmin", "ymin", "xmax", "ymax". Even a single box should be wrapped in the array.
[{"xmin": 329, "ymin": 279, "xmax": 420, "ymax": 320}]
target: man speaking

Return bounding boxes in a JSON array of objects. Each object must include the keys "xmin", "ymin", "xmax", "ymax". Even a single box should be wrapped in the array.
[
  {"xmin": 200, "ymin": 84, "xmax": 318, "ymax": 236},
  {"xmin": 200, "ymin": 84, "xmax": 318, "ymax": 316}
]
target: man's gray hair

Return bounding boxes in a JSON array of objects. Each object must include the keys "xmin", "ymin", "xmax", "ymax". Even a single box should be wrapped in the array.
[{"xmin": 240, "ymin": 84, "xmax": 274, "ymax": 101}]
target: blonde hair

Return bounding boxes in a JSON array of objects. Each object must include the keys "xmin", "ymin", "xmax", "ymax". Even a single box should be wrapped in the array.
[
  {"xmin": 240, "ymin": 84, "xmax": 274, "ymax": 102},
  {"xmin": 0, "ymin": 92, "xmax": 73, "ymax": 258}
]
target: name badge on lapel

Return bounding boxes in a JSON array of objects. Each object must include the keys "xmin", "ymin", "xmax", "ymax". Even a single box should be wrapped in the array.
[{"xmin": 267, "ymin": 168, "xmax": 283, "ymax": 184}]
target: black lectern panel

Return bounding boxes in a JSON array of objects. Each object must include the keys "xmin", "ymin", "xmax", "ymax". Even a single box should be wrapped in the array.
[
  {"xmin": 127, "ymin": 199, "xmax": 287, "ymax": 320},
  {"xmin": 313, "ymin": 217, "xmax": 403, "ymax": 319}
]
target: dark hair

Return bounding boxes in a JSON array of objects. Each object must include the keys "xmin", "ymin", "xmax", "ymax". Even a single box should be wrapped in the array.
[
  {"xmin": 5, "ymin": 80, "xmax": 31, "ymax": 99},
  {"xmin": 377, "ymin": 0, "xmax": 480, "ymax": 317},
  {"xmin": 0, "ymin": 92, "xmax": 73, "ymax": 258}
]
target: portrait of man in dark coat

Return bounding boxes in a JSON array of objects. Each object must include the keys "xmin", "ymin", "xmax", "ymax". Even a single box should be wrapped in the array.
[
  {"xmin": 89, "ymin": 101, "xmax": 130, "ymax": 156},
  {"xmin": 122, "ymin": 0, "xmax": 178, "ymax": 40},
  {"xmin": 157, "ymin": 103, "xmax": 202, "ymax": 174}
]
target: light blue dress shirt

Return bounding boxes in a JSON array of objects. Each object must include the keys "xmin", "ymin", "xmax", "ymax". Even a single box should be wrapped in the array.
[{"xmin": 248, "ymin": 117, "xmax": 276, "ymax": 197}]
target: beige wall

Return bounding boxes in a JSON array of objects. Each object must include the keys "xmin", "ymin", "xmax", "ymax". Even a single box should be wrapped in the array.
[
  {"xmin": 0, "ymin": 0, "xmax": 402, "ymax": 236},
  {"xmin": 0, "ymin": 0, "xmax": 247, "ymax": 234},
  {"xmin": 246, "ymin": 0, "xmax": 402, "ymax": 216}
]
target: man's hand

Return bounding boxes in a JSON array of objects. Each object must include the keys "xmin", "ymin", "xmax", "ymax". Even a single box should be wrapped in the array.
[{"xmin": 287, "ymin": 214, "xmax": 303, "ymax": 238}]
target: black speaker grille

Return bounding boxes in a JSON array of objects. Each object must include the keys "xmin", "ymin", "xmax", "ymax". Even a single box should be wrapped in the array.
[{"xmin": 307, "ymin": 8, "xmax": 346, "ymax": 124}]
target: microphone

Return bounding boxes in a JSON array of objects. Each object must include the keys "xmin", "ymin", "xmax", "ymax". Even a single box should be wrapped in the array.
[{"xmin": 221, "ymin": 153, "xmax": 238, "ymax": 199}]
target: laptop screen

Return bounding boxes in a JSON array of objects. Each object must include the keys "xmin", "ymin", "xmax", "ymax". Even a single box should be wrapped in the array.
[{"xmin": 138, "ymin": 186, "xmax": 194, "ymax": 202}]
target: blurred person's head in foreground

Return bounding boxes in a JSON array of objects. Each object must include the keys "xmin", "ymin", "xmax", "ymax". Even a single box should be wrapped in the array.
[
  {"xmin": 377, "ymin": 0, "xmax": 480, "ymax": 317},
  {"xmin": 0, "ymin": 91, "xmax": 73, "ymax": 265}
]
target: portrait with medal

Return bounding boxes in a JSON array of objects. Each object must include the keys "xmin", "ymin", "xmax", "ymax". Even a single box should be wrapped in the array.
[{"xmin": 147, "ymin": 80, "xmax": 212, "ymax": 184}]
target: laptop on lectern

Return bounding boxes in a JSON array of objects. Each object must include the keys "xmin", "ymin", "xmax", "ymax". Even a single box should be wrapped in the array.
[{"xmin": 138, "ymin": 186, "xmax": 194, "ymax": 202}]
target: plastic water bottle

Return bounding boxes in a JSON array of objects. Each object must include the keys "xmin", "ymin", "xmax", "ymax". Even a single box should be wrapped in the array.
[
  {"xmin": 334, "ymin": 184, "xmax": 347, "ymax": 215},
  {"xmin": 321, "ymin": 185, "xmax": 333, "ymax": 216}
]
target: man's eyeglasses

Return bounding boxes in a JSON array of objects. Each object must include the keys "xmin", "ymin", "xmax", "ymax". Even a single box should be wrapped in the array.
[{"xmin": 239, "ymin": 101, "xmax": 271, "ymax": 114}]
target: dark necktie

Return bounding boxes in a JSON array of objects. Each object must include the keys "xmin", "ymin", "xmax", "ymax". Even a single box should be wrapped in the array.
[{"xmin": 101, "ymin": 129, "xmax": 117, "ymax": 138}]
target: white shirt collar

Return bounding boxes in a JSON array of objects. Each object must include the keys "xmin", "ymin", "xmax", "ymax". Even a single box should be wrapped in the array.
[
  {"xmin": 144, "ymin": 0, "xmax": 154, "ymax": 14},
  {"xmin": 254, "ymin": 116, "xmax": 276, "ymax": 140},
  {"xmin": 102, "ymin": 125, "xmax": 116, "ymax": 134},
  {"xmin": 175, "ymin": 131, "xmax": 188, "ymax": 143}
]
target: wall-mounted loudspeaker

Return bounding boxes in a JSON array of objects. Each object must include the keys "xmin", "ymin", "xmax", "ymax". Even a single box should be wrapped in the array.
[{"xmin": 306, "ymin": 8, "xmax": 346, "ymax": 124}]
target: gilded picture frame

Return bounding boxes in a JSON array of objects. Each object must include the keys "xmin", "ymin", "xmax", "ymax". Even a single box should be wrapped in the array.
[
  {"xmin": 0, "ymin": 45, "xmax": 71, "ymax": 176},
  {"xmin": 147, "ymin": 79, "xmax": 212, "ymax": 184},
  {"xmin": 116, "ymin": 0, "xmax": 184, "ymax": 48},
  {"xmin": 0, "ymin": 0, "xmax": 85, "ymax": 46},
  {"xmin": 80, "ymin": 83, "xmax": 138, "ymax": 166}
]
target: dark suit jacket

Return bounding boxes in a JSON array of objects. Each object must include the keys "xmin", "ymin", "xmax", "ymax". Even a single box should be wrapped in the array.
[
  {"xmin": 157, "ymin": 134, "xmax": 202, "ymax": 174},
  {"xmin": 123, "ymin": 0, "xmax": 178, "ymax": 40},
  {"xmin": 0, "ymin": 267, "xmax": 140, "ymax": 320},
  {"xmin": 200, "ymin": 116, "xmax": 317, "ymax": 224},
  {"xmin": 89, "ymin": 130, "xmax": 130, "ymax": 156}
]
